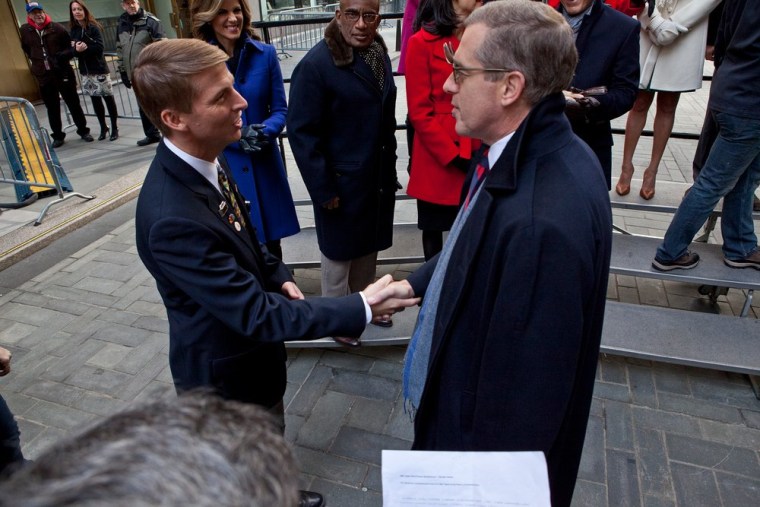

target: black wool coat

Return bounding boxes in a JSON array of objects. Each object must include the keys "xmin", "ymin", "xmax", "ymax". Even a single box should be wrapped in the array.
[
  {"xmin": 408, "ymin": 94, "xmax": 612, "ymax": 507},
  {"xmin": 287, "ymin": 20, "xmax": 398, "ymax": 261},
  {"xmin": 563, "ymin": 0, "xmax": 640, "ymax": 186}
]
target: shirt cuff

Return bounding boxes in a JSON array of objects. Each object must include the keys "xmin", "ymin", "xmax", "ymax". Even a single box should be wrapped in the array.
[{"xmin": 359, "ymin": 291, "xmax": 372, "ymax": 324}]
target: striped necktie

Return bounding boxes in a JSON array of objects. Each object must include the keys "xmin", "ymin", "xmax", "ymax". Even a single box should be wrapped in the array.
[{"xmin": 217, "ymin": 165, "xmax": 246, "ymax": 230}]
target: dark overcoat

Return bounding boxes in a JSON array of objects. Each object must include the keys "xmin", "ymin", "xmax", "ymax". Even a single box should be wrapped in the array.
[
  {"xmin": 563, "ymin": 0, "xmax": 640, "ymax": 186},
  {"xmin": 287, "ymin": 20, "xmax": 398, "ymax": 261},
  {"xmin": 408, "ymin": 94, "xmax": 612, "ymax": 507},
  {"xmin": 20, "ymin": 21, "xmax": 76, "ymax": 86},
  {"xmin": 135, "ymin": 143, "xmax": 366, "ymax": 408},
  {"xmin": 220, "ymin": 36, "xmax": 299, "ymax": 244},
  {"xmin": 69, "ymin": 23, "xmax": 108, "ymax": 75}
]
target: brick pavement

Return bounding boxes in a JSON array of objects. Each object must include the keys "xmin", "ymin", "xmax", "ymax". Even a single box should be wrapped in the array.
[
  {"xmin": 1, "ymin": 213, "xmax": 759, "ymax": 505},
  {"xmin": 1, "ymin": 40, "xmax": 759, "ymax": 507}
]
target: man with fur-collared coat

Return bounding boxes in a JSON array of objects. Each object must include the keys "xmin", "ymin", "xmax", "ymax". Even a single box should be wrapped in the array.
[{"xmin": 287, "ymin": 0, "xmax": 398, "ymax": 343}]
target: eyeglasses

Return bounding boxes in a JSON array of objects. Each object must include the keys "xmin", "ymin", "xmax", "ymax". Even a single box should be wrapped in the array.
[
  {"xmin": 341, "ymin": 10, "xmax": 380, "ymax": 24},
  {"xmin": 443, "ymin": 42, "xmax": 512, "ymax": 85}
]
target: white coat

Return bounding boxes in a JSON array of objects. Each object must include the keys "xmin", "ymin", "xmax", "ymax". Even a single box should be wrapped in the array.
[{"xmin": 638, "ymin": 0, "xmax": 722, "ymax": 91}]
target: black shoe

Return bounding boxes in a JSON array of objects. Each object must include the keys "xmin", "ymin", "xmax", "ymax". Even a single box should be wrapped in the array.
[
  {"xmin": 298, "ymin": 490, "xmax": 325, "ymax": 507},
  {"xmin": 110, "ymin": 128, "xmax": 119, "ymax": 141},
  {"xmin": 98, "ymin": 127, "xmax": 109, "ymax": 141},
  {"xmin": 52, "ymin": 139, "xmax": 64, "ymax": 148},
  {"xmin": 81, "ymin": 133, "xmax": 94, "ymax": 142},
  {"xmin": 371, "ymin": 318, "xmax": 393, "ymax": 328},
  {"xmin": 652, "ymin": 251, "xmax": 700, "ymax": 271},
  {"xmin": 724, "ymin": 250, "xmax": 760, "ymax": 270},
  {"xmin": 137, "ymin": 136, "xmax": 160, "ymax": 146}
]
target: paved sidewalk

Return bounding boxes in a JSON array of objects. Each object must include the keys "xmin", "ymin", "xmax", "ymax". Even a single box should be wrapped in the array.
[
  {"xmin": 1, "ymin": 213, "xmax": 759, "ymax": 506},
  {"xmin": 1, "ymin": 45, "xmax": 759, "ymax": 506}
]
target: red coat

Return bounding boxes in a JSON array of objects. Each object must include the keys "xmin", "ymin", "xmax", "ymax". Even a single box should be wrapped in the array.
[
  {"xmin": 548, "ymin": 0, "xmax": 644, "ymax": 16},
  {"xmin": 405, "ymin": 30, "xmax": 476, "ymax": 205}
]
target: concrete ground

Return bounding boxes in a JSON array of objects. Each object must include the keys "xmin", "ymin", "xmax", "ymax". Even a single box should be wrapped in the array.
[{"xmin": 0, "ymin": 38, "xmax": 759, "ymax": 506}]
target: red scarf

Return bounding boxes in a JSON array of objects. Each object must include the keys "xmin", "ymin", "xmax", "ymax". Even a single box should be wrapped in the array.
[{"xmin": 27, "ymin": 13, "xmax": 52, "ymax": 30}]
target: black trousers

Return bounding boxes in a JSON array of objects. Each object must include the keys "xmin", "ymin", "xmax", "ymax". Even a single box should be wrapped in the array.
[
  {"xmin": 0, "ymin": 394, "xmax": 24, "ymax": 476},
  {"xmin": 138, "ymin": 104, "xmax": 160, "ymax": 139},
  {"xmin": 39, "ymin": 71, "xmax": 89, "ymax": 140}
]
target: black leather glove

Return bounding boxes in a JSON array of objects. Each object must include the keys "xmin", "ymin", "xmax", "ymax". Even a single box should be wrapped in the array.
[
  {"xmin": 239, "ymin": 124, "xmax": 270, "ymax": 154},
  {"xmin": 451, "ymin": 155, "xmax": 471, "ymax": 173},
  {"xmin": 120, "ymin": 71, "xmax": 131, "ymax": 89}
]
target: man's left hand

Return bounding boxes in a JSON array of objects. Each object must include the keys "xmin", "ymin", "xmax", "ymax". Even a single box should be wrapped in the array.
[
  {"xmin": 281, "ymin": 281, "xmax": 304, "ymax": 300},
  {"xmin": 0, "ymin": 347, "xmax": 12, "ymax": 377}
]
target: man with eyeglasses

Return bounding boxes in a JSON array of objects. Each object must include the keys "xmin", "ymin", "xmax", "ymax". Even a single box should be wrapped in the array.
[
  {"xmin": 288, "ymin": 0, "xmax": 399, "ymax": 347},
  {"xmin": 368, "ymin": 1, "xmax": 612, "ymax": 505}
]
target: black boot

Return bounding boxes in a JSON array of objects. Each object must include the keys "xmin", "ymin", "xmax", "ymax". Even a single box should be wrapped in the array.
[
  {"xmin": 298, "ymin": 490, "xmax": 324, "ymax": 507},
  {"xmin": 109, "ymin": 126, "xmax": 119, "ymax": 141},
  {"xmin": 98, "ymin": 126, "xmax": 109, "ymax": 141}
]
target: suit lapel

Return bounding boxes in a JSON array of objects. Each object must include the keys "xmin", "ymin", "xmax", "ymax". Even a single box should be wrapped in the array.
[{"xmin": 158, "ymin": 143, "xmax": 260, "ymax": 256}]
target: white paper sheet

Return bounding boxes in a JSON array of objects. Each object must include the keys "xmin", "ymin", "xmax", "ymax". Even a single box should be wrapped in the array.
[{"xmin": 382, "ymin": 450, "xmax": 551, "ymax": 506}]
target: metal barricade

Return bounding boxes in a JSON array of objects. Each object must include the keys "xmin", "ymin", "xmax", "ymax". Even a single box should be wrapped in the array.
[
  {"xmin": 262, "ymin": 1, "xmax": 400, "ymax": 56},
  {"xmin": 0, "ymin": 97, "xmax": 94, "ymax": 226}
]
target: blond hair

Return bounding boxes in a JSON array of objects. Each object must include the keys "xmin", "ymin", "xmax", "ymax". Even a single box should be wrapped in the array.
[{"xmin": 132, "ymin": 39, "xmax": 230, "ymax": 136}]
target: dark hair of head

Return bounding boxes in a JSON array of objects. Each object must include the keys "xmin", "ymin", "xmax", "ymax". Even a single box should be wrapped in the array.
[
  {"xmin": 68, "ymin": 0, "xmax": 102, "ymax": 31},
  {"xmin": 412, "ymin": 0, "xmax": 459, "ymax": 36}
]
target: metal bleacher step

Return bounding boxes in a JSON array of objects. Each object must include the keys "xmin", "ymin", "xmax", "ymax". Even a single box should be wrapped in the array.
[
  {"xmin": 602, "ymin": 301, "xmax": 760, "ymax": 376},
  {"xmin": 281, "ymin": 222, "xmax": 424, "ymax": 269},
  {"xmin": 285, "ymin": 304, "xmax": 419, "ymax": 349},
  {"xmin": 282, "ymin": 222, "xmax": 760, "ymax": 379},
  {"xmin": 609, "ymin": 178, "xmax": 760, "ymax": 217},
  {"xmin": 611, "ymin": 233, "xmax": 760, "ymax": 293}
]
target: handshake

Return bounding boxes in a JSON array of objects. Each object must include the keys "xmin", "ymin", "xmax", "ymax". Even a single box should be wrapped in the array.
[{"xmin": 363, "ymin": 274, "xmax": 420, "ymax": 323}]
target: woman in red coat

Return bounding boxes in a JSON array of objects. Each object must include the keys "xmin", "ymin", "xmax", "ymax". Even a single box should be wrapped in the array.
[{"xmin": 405, "ymin": 0, "xmax": 481, "ymax": 260}]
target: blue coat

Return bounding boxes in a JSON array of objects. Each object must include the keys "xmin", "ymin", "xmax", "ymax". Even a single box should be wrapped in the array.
[
  {"xmin": 287, "ymin": 20, "xmax": 398, "ymax": 261},
  {"xmin": 408, "ymin": 94, "xmax": 612, "ymax": 507},
  {"xmin": 221, "ymin": 37, "xmax": 299, "ymax": 244},
  {"xmin": 562, "ymin": 0, "xmax": 640, "ymax": 186},
  {"xmin": 135, "ymin": 143, "xmax": 366, "ymax": 408}
]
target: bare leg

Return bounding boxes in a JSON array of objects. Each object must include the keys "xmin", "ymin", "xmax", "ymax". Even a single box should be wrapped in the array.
[
  {"xmin": 640, "ymin": 91, "xmax": 681, "ymax": 200},
  {"xmin": 618, "ymin": 90, "xmax": 655, "ymax": 195}
]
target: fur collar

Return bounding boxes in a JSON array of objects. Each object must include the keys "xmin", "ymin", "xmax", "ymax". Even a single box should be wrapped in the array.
[{"xmin": 324, "ymin": 18, "xmax": 388, "ymax": 67}]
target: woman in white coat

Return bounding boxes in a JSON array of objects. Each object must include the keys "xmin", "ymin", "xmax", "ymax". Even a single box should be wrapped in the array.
[{"xmin": 617, "ymin": 0, "xmax": 721, "ymax": 199}]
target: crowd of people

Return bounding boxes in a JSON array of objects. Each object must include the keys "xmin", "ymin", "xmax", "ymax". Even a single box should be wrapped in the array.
[
  {"xmin": 19, "ymin": 0, "xmax": 163, "ymax": 148},
  {"xmin": 5, "ymin": 0, "xmax": 759, "ymax": 506}
]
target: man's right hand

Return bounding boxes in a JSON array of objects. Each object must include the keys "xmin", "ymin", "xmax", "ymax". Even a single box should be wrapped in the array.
[
  {"xmin": 0, "ymin": 347, "xmax": 12, "ymax": 377},
  {"xmin": 120, "ymin": 71, "xmax": 132, "ymax": 89},
  {"xmin": 363, "ymin": 277, "xmax": 419, "ymax": 320},
  {"xmin": 322, "ymin": 196, "xmax": 340, "ymax": 210}
]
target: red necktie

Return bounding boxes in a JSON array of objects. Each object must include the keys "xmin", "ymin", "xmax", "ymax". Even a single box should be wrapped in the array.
[{"xmin": 464, "ymin": 148, "xmax": 490, "ymax": 210}]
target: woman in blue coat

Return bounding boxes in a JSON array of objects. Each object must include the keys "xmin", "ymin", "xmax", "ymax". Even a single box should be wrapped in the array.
[{"xmin": 191, "ymin": 0, "xmax": 299, "ymax": 259}]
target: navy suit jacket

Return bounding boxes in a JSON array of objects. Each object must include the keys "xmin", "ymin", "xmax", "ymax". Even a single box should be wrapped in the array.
[
  {"xmin": 564, "ymin": 0, "xmax": 640, "ymax": 185},
  {"xmin": 135, "ymin": 142, "xmax": 366, "ymax": 407}
]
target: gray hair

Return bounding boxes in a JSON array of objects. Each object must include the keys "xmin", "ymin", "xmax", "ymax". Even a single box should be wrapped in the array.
[
  {"xmin": 465, "ymin": 0, "xmax": 577, "ymax": 105},
  {"xmin": 0, "ymin": 391, "xmax": 299, "ymax": 506}
]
